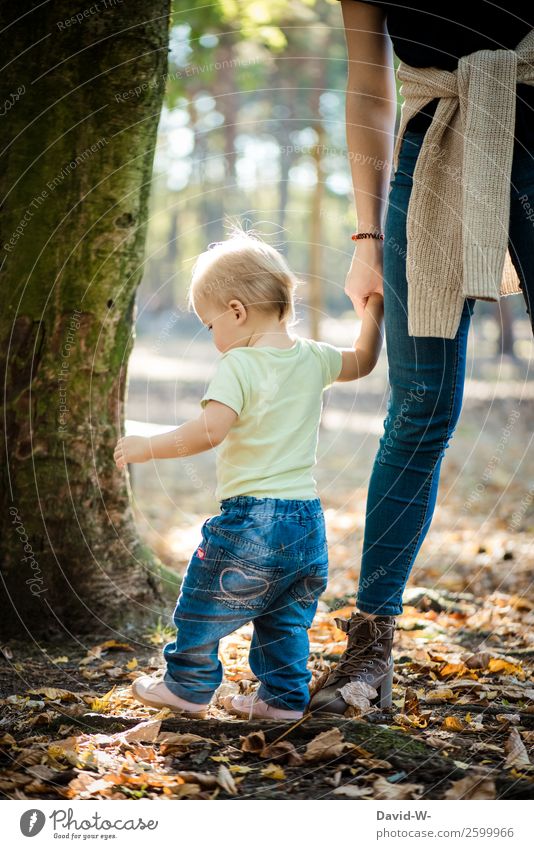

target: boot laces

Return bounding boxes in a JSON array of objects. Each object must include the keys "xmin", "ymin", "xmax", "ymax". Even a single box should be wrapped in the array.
[{"xmin": 330, "ymin": 616, "xmax": 394, "ymax": 682}]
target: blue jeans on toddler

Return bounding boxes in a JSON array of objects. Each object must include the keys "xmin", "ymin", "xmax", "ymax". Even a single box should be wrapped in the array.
[{"xmin": 163, "ymin": 496, "xmax": 329, "ymax": 712}]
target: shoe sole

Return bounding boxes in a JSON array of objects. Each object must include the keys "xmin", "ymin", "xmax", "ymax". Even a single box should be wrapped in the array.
[
  {"xmin": 310, "ymin": 664, "xmax": 394, "ymax": 715},
  {"xmin": 225, "ymin": 702, "xmax": 303, "ymax": 721},
  {"xmin": 131, "ymin": 683, "xmax": 208, "ymax": 718}
]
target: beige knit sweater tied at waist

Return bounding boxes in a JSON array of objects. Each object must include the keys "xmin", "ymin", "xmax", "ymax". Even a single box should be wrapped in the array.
[{"xmin": 392, "ymin": 27, "xmax": 534, "ymax": 339}]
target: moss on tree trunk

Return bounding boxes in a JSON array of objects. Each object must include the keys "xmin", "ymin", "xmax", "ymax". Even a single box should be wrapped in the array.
[{"xmin": 0, "ymin": 0, "xmax": 171, "ymax": 637}]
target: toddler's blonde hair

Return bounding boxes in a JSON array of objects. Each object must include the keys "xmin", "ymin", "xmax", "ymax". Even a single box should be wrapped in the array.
[{"xmin": 189, "ymin": 224, "xmax": 299, "ymax": 323}]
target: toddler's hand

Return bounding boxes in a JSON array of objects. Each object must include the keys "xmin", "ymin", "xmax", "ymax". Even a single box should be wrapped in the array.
[{"xmin": 114, "ymin": 435, "xmax": 150, "ymax": 470}]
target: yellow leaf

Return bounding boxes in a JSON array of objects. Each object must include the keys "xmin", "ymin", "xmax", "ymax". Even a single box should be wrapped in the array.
[
  {"xmin": 126, "ymin": 658, "xmax": 138, "ymax": 671},
  {"xmin": 27, "ymin": 687, "xmax": 78, "ymax": 702},
  {"xmin": 425, "ymin": 688, "xmax": 456, "ymax": 703},
  {"xmin": 488, "ymin": 658, "xmax": 525, "ymax": 680},
  {"xmin": 442, "ymin": 716, "xmax": 473, "ymax": 732},
  {"xmin": 261, "ymin": 763, "xmax": 286, "ymax": 780}
]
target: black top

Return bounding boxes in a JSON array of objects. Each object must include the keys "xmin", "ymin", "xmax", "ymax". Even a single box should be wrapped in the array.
[{"xmin": 346, "ymin": 1, "xmax": 534, "ymax": 140}]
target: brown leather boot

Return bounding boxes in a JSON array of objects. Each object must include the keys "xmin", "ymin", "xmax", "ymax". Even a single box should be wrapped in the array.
[{"xmin": 309, "ymin": 612, "xmax": 396, "ymax": 715}]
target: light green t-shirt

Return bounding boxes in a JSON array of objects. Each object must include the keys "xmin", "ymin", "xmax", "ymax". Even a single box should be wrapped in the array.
[{"xmin": 200, "ymin": 337, "xmax": 343, "ymax": 501}]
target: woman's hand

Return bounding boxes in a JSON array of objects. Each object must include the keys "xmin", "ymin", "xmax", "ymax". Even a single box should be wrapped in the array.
[
  {"xmin": 114, "ymin": 435, "xmax": 150, "ymax": 470},
  {"xmin": 344, "ymin": 238, "xmax": 384, "ymax": 319}
]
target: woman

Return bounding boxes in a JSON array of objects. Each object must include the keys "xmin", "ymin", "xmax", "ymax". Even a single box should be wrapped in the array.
[{"xmin": 311, "ymin": 1, "xmax": 534, "ymax": 714}]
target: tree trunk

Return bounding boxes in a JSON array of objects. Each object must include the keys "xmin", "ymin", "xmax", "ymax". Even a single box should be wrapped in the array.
[{"xmin": 0, "ymin": 0, "xmax": 171, "ymax": 637}]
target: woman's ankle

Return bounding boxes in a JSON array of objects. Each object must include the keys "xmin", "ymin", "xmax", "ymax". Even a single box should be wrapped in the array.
[{"xmin": 356, "ymin": 608, "xmax": 378, "ymax": 619}]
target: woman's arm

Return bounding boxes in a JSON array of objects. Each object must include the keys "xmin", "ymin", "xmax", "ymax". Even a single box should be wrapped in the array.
[
  {"xmin": 340, "ymin": 0, "xmax": 397, "ymax": 316},
  {"xmin": 113, "ymin": 401, "xmax": 237, "ymax": 469},
  {"xmin": 336, "ymin": 292, "xmax": 384, "ymax": 381}
]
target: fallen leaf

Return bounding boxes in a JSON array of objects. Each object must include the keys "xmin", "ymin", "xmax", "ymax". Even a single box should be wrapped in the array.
[
  {"xmin": 441, "ymin": 715, "xmax": 478, "ymax": 733},
  {"xmin": 333, "ymin": 785, "xmax": 373, "ymax": 798},
  {"xmin": 444, "ymin": 772, "xmax": 497, "ymax": 800},
  {"xmin": 121, "ymin": 720, "xmax": 162, "ymax": 744},
  {"xmin": 404, "ymin": 687, "xmax": 420, "ymax": 716},
  {"xmin": 425, "ymin": 688, "xmax": 456, "ymax": 703},
  {"xmin": 394, "ymin": 713, "xmax": 429, "ymax": 729},
  {"xmin": 156, "ymin": 732, "xmax": 213, "ymax": 754},
  {"xmin": 303, "ymin": 728, "xmax": 346, "ymax": 762},
  {"xmin": 174, "ymin": 771, "xmax": 217, "ymax": 788},
  {"xmin": 465, "ymin": 652, "xmax": 491, "ymax": 670},
  {"xmin": 216, "ymin": 764, "xmax": 238, "ymax": 795},
  {"xmin": 27, "ymin": 688, "xmax": 78, "ymax": 702},
  {"xmin": 261, "ymin": 763, "xmax": 286, "ymax": 780},
  {"xmin": 496, "ymin": 714, "xmax": 521, "ymax": 724},
  {"xmin": 504, "ymin": 727, "xmax": 530, "ymax": 768},
  {"xmin": 338, "ymin": 681, "xmax": 377, "ymax": 715},
  {"xmin": 488, "ymin": 658, "xmax": 525, "ymax": 680},
  {"xmin": 372, "ymin": 776, "xmax": 423, "ymax": 800},
  {"xmin": 241, "ymin": 730, "xmax": 266, "ymax": 755},
  {"xmin": 261, "ymin": 740, "xmax": 303, "ymax": 766}
]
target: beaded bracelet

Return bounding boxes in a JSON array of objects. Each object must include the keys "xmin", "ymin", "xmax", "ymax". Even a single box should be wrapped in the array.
[{"xmin": 351, "ymin": 231, "xmax": 384, "ymax": 241}]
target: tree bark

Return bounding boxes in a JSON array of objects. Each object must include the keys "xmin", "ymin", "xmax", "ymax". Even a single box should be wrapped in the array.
[{"xmin": 0, "ymin": 0, "xmax": 171, "ymax": 637}]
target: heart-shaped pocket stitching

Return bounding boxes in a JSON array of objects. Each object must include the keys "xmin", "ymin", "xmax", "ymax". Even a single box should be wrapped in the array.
[{"xmin": 217, "ymin": 566, "xmax": 271, "ymax": 604}]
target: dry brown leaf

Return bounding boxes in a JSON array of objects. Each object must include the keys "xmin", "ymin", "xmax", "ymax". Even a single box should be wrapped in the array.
[
  {"xmin": 444, "ymin": 772, "xmax": 497, "ymax": 800},
  {"xmin": 404, "ymin": 687, "xmax": 421, "ymax": 716},
  {"xmin": 303, "ymin": 728, "xmax": 346, "ymax": 763},
  {"xmin": 504, "ymin": 727, "xmax": 530, "ymax": 768},
  {"xmin": 241, "ymin": 730, "xmax": 266, "ymax": 754},
  {"xmin": 121, "ymin": 720, "xmax": 161, "ymax": 744},
  {"xmin": 425, "ymin": 688, "xmax": 456, "ymax": 703},
  {"xmin": 174, "ymin": 771, "xmax": 218, "ymax": 788},
  {"xmin": 89, "ymin": 640, "xmax": 134, "ymax": 655},
  {"xmin": 372, "ymin": 776, "xmax": 423, "ymax": 800},
  {"xmin": 156, "ymin": 732, "xmax": 213, "ymax": 754},
  {"xmin": 216, "ymin": 764, "xmax": 238, "ymax": 795},
  {"xmin": 240, "ymin": 730, "xmax": 302, "ymax": 765},
  {"xmin": 496, "ymin": 714, "xmax": 521, "ymax": 724},
  {"xmin": 261, "ymin": 740, "xmax": 303, "ymax": 766},
  {"xmin": 338, "ymin": 681, "xmax": 377, "ymax": 715},
  {"xmin": 465, "ymin": 652, "xmax": 491, "ymax": 670},
  {"xmin": 333, "ymin": 785, "xmax": 373, "ymax": 798},
  {"xmin": 394, "ymin": 713, "xmax": 429, "ymax": 729},
  {"xmin": 27, "ymin": 688, "xmax": 79, "ymax": 702}
]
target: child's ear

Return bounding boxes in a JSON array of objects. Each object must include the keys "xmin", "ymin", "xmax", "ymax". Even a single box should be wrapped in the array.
[{"xmin": 228, "ymin": 299, "xmax": 247, "ymax": 324}]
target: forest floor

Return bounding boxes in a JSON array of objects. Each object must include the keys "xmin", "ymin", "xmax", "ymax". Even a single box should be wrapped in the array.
[{"xmin": 1, "ymin": 316, "xmax": 533, "ymax": 800}]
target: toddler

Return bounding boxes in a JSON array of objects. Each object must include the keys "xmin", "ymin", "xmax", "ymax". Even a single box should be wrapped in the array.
[{"xmin": 114, "ymin": 228, "xmax": 384, "ymax": 720}]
